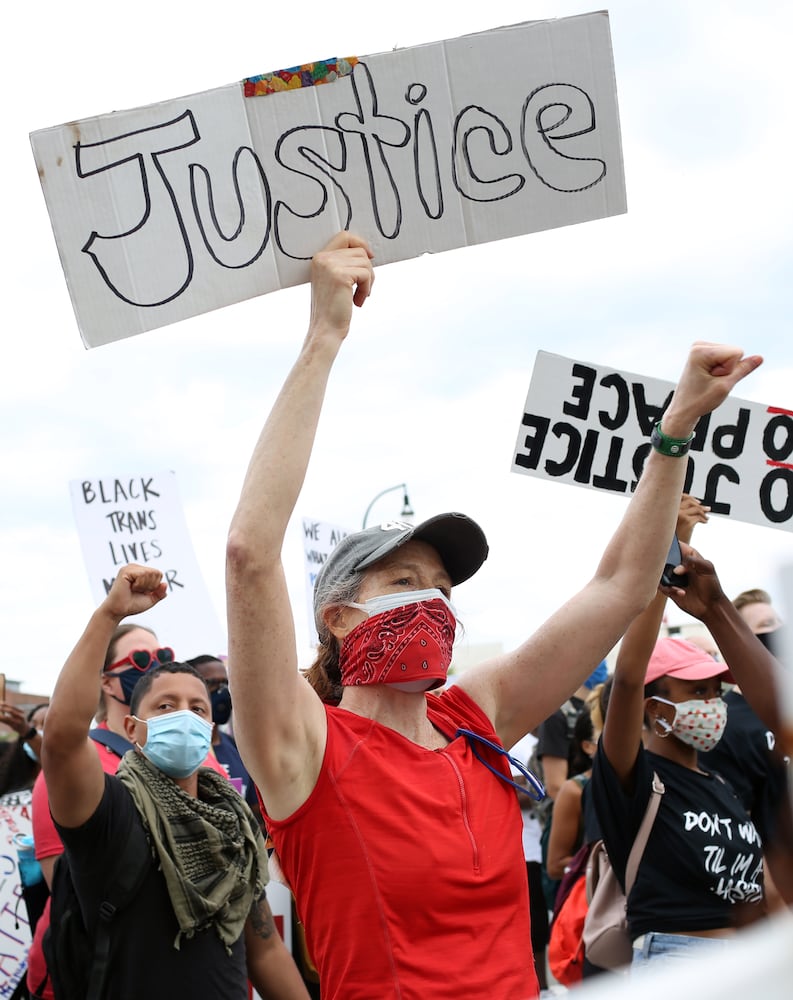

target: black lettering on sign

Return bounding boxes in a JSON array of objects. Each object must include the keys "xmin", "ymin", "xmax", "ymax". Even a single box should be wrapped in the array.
[
  {"xmin": 700, "ymin": 464, "xmax": 740, "ymax": 516},
  {"xmin": 104, "ymin": 510, "xmax": 158, "ymax": 534},
  {"xmin": 164, "ymin": 570, "xmax": 184, "ymax": 591},
  {"xmin": 592, "ymin": 436, "xmax": 629, "ymax": 493},
  {"xmin": 574, "ymin": 429, "xmax": 599, "ymax": 484},
  {"xmin": 69, "ymin": 61, "xmax": 608, "ymax": 306},
  {"xmin": 762, "ymin": 413, "xmax": 793, "ymax": 463},
  {"xmin": 453, "ymin": 105, "xmax": 524, "ymax": 203},
  {"xmin": 274, "ymin": 125, "xmax": 351, "ymax": 260},
  {"xmin": 108, "ymin": 539, "xmax": 163, "ymax": 565},
  {"xmin": 632, "ymin": 384, "xmax": 674, "ymax": 436},
  {"xmin": 712, "ymin": 409, "xmax": 750, "ymax": 460},
  {"xmin": 759, "ymin": 468, "xmax": 793, "ymax": 524},
  {"xmin": 76, "ymin": 111, "xmax": 200, "ymax": 307},
  {"xmin": 521, "ymin": 84, "xmax": 606, "ymax": 192},
  {"xmin": 82, "ymin": 478, "xmax": 160, "ymax": 504},
  {"xmin": 407, "ymin": 84, "xmax": 443, "ymax": 220},
  {"xmin": 545, "ymin": 422, "xmax": 580, "ymax": 477},
  {"xmin": 563, "ymin": 364, "xmax": 595, "ymax": 420},
  {"xmin": 514, "ymin": 414, "xmax": 551, "ymax": 471},
  {"xmin": 597, "ymin": 373, "xmax": 629, "ymax": 431},
  {"xmin": 335, "ymin": 62, "xmax": 411, "ymax": 239},
  {"xmin": 190, "ymin": 146, "xmax": 272, "ymax": 269}
]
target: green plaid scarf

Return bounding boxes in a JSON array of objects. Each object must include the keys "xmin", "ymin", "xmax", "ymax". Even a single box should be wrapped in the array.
[{"xmin": 116, "ymin": 751, "xmax": 268, "ymax": 951}]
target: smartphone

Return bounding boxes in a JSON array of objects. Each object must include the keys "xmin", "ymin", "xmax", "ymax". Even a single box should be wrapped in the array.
[{"xmin": 661, "ymin": 534, "xmax": 688, "ymax": 588}]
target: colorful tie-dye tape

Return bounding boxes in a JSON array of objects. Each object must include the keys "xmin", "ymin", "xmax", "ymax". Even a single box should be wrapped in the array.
[{"xmin": 243, "ymin": 57, "xmax": 359, "ymax": 97}]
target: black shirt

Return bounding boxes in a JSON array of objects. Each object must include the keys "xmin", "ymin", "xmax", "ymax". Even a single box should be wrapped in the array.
[
  {"xmin": 56, "ymin": 774, "xmax": 249, "ymax": 999},
  {"xmin": 591, "ymin": 742, "xmax": 764, "ymax": 939}
]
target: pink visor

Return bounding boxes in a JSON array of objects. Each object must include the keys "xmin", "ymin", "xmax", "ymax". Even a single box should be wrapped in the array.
[{"xmin": 644, "ymin": 637, "xmax": 733, "ymax": 686}]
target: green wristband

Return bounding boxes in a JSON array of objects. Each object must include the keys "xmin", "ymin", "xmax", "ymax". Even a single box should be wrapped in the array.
[{"xmin": 650, "ymin": 421, "xmax": 693, "ymax": 457}]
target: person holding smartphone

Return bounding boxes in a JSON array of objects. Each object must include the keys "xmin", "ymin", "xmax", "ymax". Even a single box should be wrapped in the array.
[{"xmin": 591, "ymin": 501, "xmax": 780, "ymax": 967}]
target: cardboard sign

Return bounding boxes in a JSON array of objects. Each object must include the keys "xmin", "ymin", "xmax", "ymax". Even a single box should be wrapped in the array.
[
  {"xmin": 31, "ymin": 12, "xmax": 625, "ymax": 347},
  {"xmin": 512, "ymin": 352, "xmax": 793, "ymax": 532},
  {"xmin": 302, "ymin": 517, "xmax": 350, "ymax": 648},
  {"xmin": 69, "ymin": 471, "xmax": 226, "ymax": 658},
  {"xmin": 0, "ymin": 791, "xmax": 33, "ymax": 997}
]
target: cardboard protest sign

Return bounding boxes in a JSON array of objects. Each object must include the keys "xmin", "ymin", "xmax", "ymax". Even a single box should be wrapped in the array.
[
  {"xmin": 31, "ymin": 12, "xmax": 625, "ymax": 347},
  {"xmin": 69, "ymin": 471, "xmax": 226, "ymax": 658},
  {"xmin": 0, "ymin": 790, "xmax": 33, "ymax": 996},
  {"xmin": 512, "ymin": 352, "xmax": 793, "ymax": 532},
  {"xmin": 302, "ymin": 517, "xmax": 350, "ymax": 648}
]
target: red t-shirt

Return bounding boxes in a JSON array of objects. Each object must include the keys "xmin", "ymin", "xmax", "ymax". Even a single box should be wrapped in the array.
[
  {"xmin": 265, "ymin": 686, "xmax": 538, "ymax": 1000},
  {"xmin": 27, "ymin": 729, "xmax": 228, "ymax": 998}
]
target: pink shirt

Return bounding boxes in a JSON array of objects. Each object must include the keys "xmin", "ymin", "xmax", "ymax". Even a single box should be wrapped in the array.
[{"xmin": 265, "ymin": 686, "xmax": 538, "ymax": 1000}]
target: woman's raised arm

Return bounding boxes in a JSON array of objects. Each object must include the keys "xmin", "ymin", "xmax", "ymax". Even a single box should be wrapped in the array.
[{"xmin": 226, "ymin": 233, "xmax": 374, "ymax": 820}]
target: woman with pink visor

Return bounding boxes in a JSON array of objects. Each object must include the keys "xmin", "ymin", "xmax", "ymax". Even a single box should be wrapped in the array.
[{"xmin": 592, "ymin": 527, "xmax": 777, "ymax": 968}]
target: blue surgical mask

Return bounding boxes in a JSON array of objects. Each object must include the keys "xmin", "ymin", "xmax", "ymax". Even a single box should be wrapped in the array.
[
  {"xmin": 134, "ymin": 710, "xmax": 213, "ymax": 778},
  {"xmin": 347, "ymin": 588, "xmax": 455, "ymax": 617}
]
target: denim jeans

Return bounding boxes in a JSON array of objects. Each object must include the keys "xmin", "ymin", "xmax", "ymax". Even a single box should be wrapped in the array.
[{"xmin": 632, "ymin": 931, "xmax": 732, "ymax": 968}]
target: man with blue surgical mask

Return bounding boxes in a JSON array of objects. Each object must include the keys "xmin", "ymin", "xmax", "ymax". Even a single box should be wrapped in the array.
[
  {"xmin": 27, "ymin": 618, "xmax": 230, "ymax": 999},
  {"xmin": 39, "ymin": 564, "xmax": 309, "ymax": 1000}
]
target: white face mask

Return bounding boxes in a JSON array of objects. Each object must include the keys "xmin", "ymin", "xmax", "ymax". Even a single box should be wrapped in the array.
[
  {"xmin": 347, "ymin": 588, "xmax": 455, "ymax": 618},
  {"xmin": 651, "ymin": 696, "xmax": 728, "ymax": 752}
]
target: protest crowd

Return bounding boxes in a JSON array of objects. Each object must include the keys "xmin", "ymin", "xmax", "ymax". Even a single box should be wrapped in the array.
[{"xmin": 1, "ymin": 230, "xmax": 790, "ymax": 1000}]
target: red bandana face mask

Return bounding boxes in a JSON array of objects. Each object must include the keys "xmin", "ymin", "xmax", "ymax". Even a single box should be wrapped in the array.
[{"xmin": 339, "ymin": 595, "xmax": 456, "ymax": 692}]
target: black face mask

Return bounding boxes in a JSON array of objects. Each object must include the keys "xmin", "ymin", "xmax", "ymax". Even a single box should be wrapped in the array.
[
  {"xmin": 210, "ymin": 686, "xmax": 232, "ymax": 726},
  {"xmin": 109, "ymin": 667, "xmax": 145, "ymax": 706},
  {"xmin": 756, "ymin": 626, "xmax": 786, "ymax": 663}
]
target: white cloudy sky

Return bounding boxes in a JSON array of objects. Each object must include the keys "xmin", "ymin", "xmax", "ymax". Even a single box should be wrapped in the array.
[{"xmin": 3, "ymin": 0, "xmax": 792, "ymax": 696}]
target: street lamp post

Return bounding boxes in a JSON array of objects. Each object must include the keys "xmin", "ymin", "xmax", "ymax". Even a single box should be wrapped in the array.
[{"xmin": 362, "ymin": 483, "xmax": 414, "ymax": 529}]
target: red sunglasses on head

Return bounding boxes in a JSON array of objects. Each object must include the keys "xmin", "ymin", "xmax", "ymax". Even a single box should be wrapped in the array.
[{"xmin": 104, "ymin": 647, "xmax": 175, "ymax": 673}]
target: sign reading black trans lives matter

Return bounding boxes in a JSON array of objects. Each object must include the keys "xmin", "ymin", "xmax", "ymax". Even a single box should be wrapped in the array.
[
  {"xmin": 69, "ymin": 471, "xmax": 227, "ymax": 655},
  {"xmin": 31, "ymin": 12, "xmax": 625, "ymax": 348},
  {"xmin": 512, "ymin": 352, "xmax": 793, "ymax": 532}
]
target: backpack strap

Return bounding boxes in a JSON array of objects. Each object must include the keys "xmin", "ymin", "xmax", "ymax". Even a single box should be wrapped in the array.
[
  {"xmin": 85, "ymin": 807, "xmax": 152, "ymax": 1000},
  {"xmin": 89, "ymin": 728, "xmax": 134, "ymax": 758},
  {"xmin": 624, "ymin": 771, "xmax": 665, "ymax": 896}
]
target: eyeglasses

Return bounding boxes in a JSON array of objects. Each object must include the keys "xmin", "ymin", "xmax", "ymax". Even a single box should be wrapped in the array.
[
  {"xmin": 455, "ymin": 727, "xmax": 546, "ymax": 802},
  {"xmin": 104, "ymin": 647, "xmax": 175, "ymax": 673}
]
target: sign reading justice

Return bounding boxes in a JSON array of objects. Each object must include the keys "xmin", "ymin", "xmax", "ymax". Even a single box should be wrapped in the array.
[
  {"xmin": 31, "ymin": 12, "xmax": 625, "ymax": 347},
  {"xmin": 513, "ymin": 352, "xmax": 793, "ymax": 532}
]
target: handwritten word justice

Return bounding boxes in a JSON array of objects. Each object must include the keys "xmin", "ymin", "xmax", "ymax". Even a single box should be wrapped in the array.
[{"xmin": 74, "ymin": 63, "xmax": 606, "ymax": 307}]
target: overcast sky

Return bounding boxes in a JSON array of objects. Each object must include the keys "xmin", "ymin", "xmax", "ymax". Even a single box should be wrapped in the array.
[{"xmin": 3, "ymin": 1, "xmax": 792, "ymax": 696}]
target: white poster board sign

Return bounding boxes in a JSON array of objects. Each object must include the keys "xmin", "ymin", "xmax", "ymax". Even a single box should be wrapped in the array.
[
  {"xmin": 0, "ymin": 790, "xmax": 33, "ymax": 997},
  {"xmin": 512, "ymin": 352, "xmax": 793, "ymax": 531},
  {"xmin": 69, "ymin": 471, "xmax": 226, "ymax": 658},
  {"xmin": 302, "ymin": 517, "xmax": 351, "ymax": 648},
  {"xmin": 31, "ymin": 12, "xmax": 625, "ymax": 347}
]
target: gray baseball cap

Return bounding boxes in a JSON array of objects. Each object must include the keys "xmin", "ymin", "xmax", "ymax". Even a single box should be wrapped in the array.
[{"xmin": 313, "ymin": 512, "xmax": 488, "ymax": 626}]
